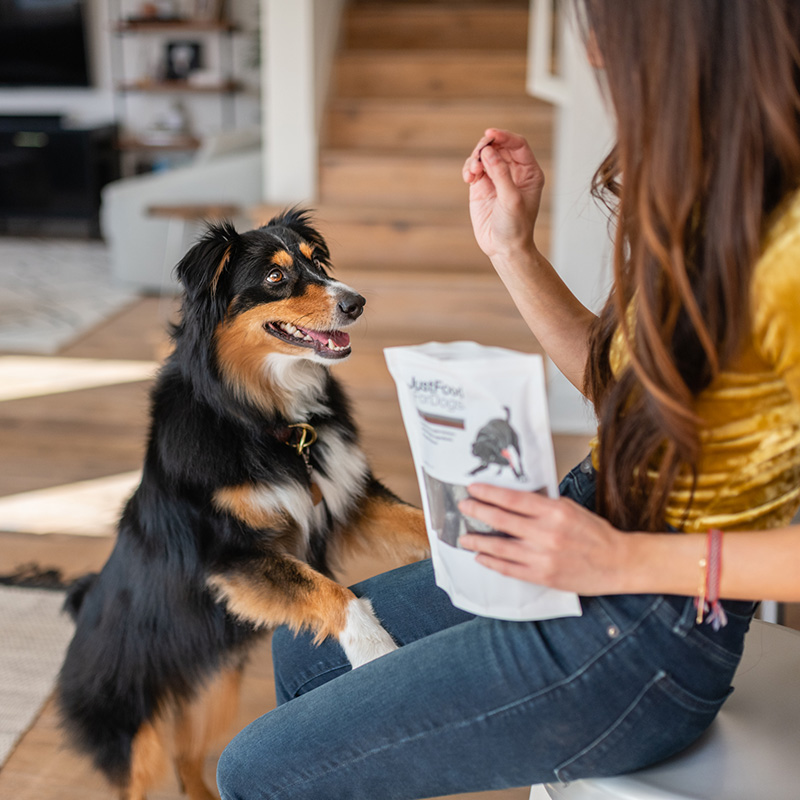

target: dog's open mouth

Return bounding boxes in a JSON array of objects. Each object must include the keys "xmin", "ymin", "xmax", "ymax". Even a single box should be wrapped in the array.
[{"xmin": 266, "ymin": 321, "xmax": 352, "ymax": 358}]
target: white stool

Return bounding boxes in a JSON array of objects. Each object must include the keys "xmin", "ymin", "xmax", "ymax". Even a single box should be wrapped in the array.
[{"xmin": 530, "ymin": 619, "xmax": 800, "ymax": 800}]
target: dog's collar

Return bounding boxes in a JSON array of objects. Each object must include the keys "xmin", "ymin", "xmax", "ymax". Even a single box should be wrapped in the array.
[
  {"xmin": 270, "ymin": 422, "xmax": 317, "ymax": 455},
  {"xmin": 271, "ymin": 422, "xmax": 322, "ymax": 505}
]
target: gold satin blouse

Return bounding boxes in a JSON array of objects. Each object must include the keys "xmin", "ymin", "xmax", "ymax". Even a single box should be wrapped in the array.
[{"xmin": 591, "ymin": 190, "xmax": 800, "ymax": 532}]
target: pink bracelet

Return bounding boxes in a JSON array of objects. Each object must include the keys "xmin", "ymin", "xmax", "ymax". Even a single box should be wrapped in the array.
[{"xmin": 694, "ymin": 528, "xmax": 728, "ymax": 630}]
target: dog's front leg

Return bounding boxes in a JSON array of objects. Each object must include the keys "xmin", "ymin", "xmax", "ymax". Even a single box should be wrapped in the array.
[
  {"xmin": 207, "ymin": 554, "xmax": 397, "ymax": 668},
  {"xmin": 333, "ymin": 479, "xmax": 431, "ymax": 566}
]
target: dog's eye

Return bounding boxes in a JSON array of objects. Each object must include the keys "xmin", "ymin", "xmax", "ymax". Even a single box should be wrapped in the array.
[{"xmin": 266, "ymin": 269, "xmax": 284, "ymax": 284}]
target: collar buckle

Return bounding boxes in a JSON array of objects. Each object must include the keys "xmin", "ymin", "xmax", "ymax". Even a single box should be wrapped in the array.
[{"xmin": 286, "ymin": 422, "xmax": 317, "ymax": 456}]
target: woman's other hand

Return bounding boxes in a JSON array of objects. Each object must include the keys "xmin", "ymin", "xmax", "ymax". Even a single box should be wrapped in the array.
[
  {"xmin": 458, "ymin": 483, "xmax": 635, "ymax": 596},
  {"xmin": 462, "ymin": 128, "xmax": 545, "ymax": 262}
]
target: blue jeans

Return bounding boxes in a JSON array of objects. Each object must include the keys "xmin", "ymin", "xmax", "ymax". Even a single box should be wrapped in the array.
[{"xmin": 217, "ymin": 458, "xmax": 755, "ymax": 799}]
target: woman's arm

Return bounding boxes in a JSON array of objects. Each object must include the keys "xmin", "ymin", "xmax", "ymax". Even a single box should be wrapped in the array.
[
  {"xmin": 463, "ymin": 128, "xmax": 597, "ymax": 393},
  {"xmin": 458, "ymin": 483, "xmax": 800, "ymax": 602}
]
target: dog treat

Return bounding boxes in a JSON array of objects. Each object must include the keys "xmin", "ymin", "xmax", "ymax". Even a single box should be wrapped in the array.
[
  {"xmin": 477, "ymin": 137, "xmax": 495, "ymax": 162},
  {"xmin": 385, "ymin": 341, "xmax": 582, "ymax": 621}
]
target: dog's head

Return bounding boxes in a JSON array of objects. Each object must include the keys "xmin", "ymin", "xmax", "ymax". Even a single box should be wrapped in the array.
[{"xmin": 173, "ymin": 209, "xmax": 365, "ymax": 410}]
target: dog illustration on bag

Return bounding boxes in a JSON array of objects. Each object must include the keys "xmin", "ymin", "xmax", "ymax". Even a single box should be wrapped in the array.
[{"xmin": 469, "ymin": 407, "xmax": 525, "ymax": 479}]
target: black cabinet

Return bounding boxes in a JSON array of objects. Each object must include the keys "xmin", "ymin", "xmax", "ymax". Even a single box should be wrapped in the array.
[{"xmin": 0, "ymin": 117, "xmax": 120, "ymax": 236}]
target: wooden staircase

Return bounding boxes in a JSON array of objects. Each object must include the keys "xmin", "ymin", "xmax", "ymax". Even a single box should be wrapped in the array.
[{"xmin": 253, "ymin": 0, "xmax": 554, "ymax": 274}]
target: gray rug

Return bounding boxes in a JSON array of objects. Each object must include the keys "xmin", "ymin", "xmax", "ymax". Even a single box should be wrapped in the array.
[
  {"xmin": 0, "ymin": 585, "xmax": 74, "ymax": 767},
  {"xmin": 0, "ymin": 237, "xmax": 137, "ymax": 354}
]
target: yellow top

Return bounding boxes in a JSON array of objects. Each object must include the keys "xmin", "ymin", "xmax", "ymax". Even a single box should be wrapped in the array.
[{"xmin": 591, "ymin": 190, "xmax": 800, "ymax": 532}]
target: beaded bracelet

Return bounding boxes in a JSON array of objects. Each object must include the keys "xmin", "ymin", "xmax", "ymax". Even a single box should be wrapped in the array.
[{"xmin": 694, "ymin": 528, "xmax": 728, "ymax": 630}]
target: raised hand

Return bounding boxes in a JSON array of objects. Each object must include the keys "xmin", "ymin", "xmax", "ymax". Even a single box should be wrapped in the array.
[{"xmin": 462, "ymin": 128, "xmax": 546, "ymax": 261}]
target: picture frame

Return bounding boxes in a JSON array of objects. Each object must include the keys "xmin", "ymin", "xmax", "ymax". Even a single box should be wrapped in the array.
[{"xmin": 164, "ymin": 41, "xmax": 203, "ymax": 81}]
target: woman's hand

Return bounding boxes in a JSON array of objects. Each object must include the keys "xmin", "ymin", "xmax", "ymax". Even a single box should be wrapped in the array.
[
  {"xmin": 462, "ymin": 128, "xmax": 545, "ymax": 262},
  {"xmin": 458, "ymin": 483, "xmax": 636, "ymax": 596}
]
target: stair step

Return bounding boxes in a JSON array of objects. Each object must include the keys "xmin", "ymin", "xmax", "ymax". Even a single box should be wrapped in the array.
[
  {"xmin": 326, "ymin": 214, "xmax": 551, "ymax": 272},
  {"xmin": 324, "ymin": 97, "xmax": 553, "ymax": 153},
  {"xmin": 252, "ymin": 202, "xmax": 474, "ymax": 232},
  {"xmin": 251, "ymin": 203, "xmax": 480, "ymax": 271},
  {"xmin": 319, "ymin": 151, "xmax": 473, "ymax": 206},
  {"xmin": 343, "ymin": 4, "xmax": 529, "ymax": 51},
  {"xmin": 251, "ymin": 203, "xmax": 551, "ymax": 273},
  {"xmin": 319, "ymin": 150, "xmax": 552, "ymax": 207},
  {"xmin": 253, "ymin": 203, "xmax": 473, "ymax": 227},
  {"xmin": 333, "ymin": 51, "xmax": 529, "ymax": 98}
]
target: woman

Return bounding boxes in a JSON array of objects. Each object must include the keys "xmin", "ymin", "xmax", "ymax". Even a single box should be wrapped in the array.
[{"xmin": 217, "ymin": 2, "xmax": 800, "ymax": 797}]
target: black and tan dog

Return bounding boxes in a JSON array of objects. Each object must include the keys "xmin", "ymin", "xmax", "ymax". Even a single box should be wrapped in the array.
[{"xmin": 57, "ymin": 210, "xmax": 429, "ymax": 800}]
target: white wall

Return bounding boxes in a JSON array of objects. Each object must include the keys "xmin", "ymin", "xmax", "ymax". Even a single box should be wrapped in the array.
[
  {"xmin": 260, "ymin": 0, "xmax": 346, "ymax": 203},
  {"xmin": 527, "ymin": 0, "xmax": 615, "ymax": 434}
]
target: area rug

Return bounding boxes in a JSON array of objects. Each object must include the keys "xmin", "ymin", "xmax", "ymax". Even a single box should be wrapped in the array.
[
  {"xmin": 0, "ymin": 237, "xmax": 137, "ymax": 354},
  {"xmin": 0, "ymin": 585, "xmax": 74, "ymax": 768}
]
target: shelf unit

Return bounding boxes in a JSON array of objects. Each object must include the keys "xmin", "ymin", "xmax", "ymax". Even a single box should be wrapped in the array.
[{"xmin": 110, "ymin": 4, "xmax": 243, "ymax": 173}]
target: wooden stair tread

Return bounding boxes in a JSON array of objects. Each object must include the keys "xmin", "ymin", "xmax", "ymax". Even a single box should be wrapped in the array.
[
  {"xmin": 333, "ymin": 50, "xmax": 529, "ymax": 98},
  {"xmin": 321, "ymin": 148, "xmax": 471, "ymax": 162},
  {"xmin": 343, "ymin": 4, "xmax": 530, "ymax": 50},
  {"xmin": 326, "ymin": 96, "xmax": 550, "ymax": 112},
  {"xmin": 254, "ymin": 201, "xmax": 550, "ymax": 230},
  {"xmin": 250, "ymin": 204, "xmax": 551, "ymax": 274},
  {"xmin": 336, "ymin": 46, "xmax": 528, "ymax": 57},
  {"xmin": 252, "ymin": 203, "xmax": 474, "ymax": 226},
  {"xmin": 318, "ymin": 149, "xmax": 551, "ymax": 177},
  {"xmin": 323, "ymin": 97, "xmax": 553, "ymax": 153}
]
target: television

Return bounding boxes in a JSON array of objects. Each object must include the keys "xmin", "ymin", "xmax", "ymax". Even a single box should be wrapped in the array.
[{"xmin": 0, "ymin": 0, "xmax": 90, "ymax": 88}]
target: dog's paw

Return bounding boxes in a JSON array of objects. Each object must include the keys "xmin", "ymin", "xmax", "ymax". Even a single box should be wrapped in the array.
[{"xmin": 338, "ymin": 597, "xmax": 398, "ymax": 668}]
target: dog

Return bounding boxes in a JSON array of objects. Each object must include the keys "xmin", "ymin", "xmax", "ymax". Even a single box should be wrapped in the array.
[
  {"xmin": 56, "ymin": 209, "xmax": 429, "ymax": 800},
  {"xmin": 470, "ymin": 407, "xmax": 525, "ymax": 479}
]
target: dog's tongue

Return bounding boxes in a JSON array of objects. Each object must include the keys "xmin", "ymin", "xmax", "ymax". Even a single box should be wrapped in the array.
[{"xmin": 306, "ymin": 328, "xmax": 350, "ymax": 348}]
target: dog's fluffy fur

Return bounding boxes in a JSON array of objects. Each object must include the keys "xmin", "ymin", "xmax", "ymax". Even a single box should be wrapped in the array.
[{"xmin": 56, "ymin": 210, "xmax": 428, "ymax": 800}]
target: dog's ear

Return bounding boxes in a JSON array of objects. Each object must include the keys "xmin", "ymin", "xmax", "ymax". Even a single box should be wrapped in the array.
[
  {"xmin": 266, "ymin": 206, "xmax": 331, "ymax": 265},
  {"xmin": 174, "ymin": 221, "xmax": 240, "ymax": 301}
]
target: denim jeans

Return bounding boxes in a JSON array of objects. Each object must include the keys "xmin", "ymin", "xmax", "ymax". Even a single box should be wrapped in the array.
[{"xmin": 217, "ymin": 458, "xmax": 755, "ymax": 799}]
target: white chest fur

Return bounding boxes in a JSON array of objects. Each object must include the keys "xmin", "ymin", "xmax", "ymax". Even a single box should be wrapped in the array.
[
  {"xmin": 225, "ymin": 425, "xmax": 369, "ymax": 550},
  {"xmin": 309, "ymin": 426, "xmax": 369, "ymax": 524},
  {"xmin": 223, "ymin": 356, "xmax": 371, "ymax": 545}
]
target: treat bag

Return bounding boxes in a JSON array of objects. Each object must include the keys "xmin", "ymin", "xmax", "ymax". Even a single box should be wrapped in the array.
[{"xmin": 385, "ymin": 341, "xmax": 582, "ymax": 621}]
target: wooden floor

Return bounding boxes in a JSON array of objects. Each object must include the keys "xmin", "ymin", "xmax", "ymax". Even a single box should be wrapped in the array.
[{"xmin": 0, "ymin": 266, "xmax": 593, "ymax": 800}]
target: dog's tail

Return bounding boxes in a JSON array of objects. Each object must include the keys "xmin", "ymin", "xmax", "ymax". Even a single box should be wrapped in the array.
[{"xmin": 63, "ymin": 573, "xmax": 98, "ymax": 620}]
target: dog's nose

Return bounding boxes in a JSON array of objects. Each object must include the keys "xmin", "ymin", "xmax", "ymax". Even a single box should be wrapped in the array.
[{"xmin": 338, "ymin": 292, "xmax": 365, "ymax": 320}]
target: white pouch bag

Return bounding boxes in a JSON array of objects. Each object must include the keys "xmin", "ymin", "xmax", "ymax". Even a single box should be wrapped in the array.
[{"xmin": 385, "ymin": 341, "xmax": 582, "ymax": 621}]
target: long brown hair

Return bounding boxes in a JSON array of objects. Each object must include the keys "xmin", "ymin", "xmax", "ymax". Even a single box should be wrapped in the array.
[{"xmin": 577, "ymin": 0, "xmax": 800, "ymax": 530}]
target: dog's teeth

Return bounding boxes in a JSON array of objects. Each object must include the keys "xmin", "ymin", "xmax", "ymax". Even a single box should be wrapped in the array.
[{"xmin": 273, "ymin": 322, "xmax": 348, "ymax": 351}]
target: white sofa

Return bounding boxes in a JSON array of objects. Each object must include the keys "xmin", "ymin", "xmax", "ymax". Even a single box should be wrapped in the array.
[{"xmin": 101, "ymin": 128, "xmax": 263, "ymax": 294}]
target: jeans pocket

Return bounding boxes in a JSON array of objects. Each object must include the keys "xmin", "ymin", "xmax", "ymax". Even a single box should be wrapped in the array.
[
  {"xmin": 554, "ymin": 670, "xmax": 731, "ymax": 783},
  {"xmin": 558, "ymin": 456, "xmax": 596, "ymax": 510}
]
